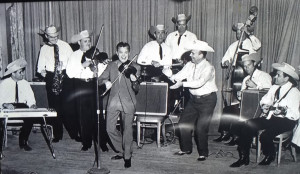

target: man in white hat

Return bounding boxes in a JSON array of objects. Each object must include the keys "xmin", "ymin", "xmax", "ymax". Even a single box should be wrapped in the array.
[
  {"xmin": 0, "ymin": 59, "xmax": 36, "ymax": 151},
  {"xmin": 221, "ymin": 22, "xmax": 261, "ymax": 67},
  {"xmin": 37, "ymin": 25, "xmax": 73, "ymax": 143},
  {"xmin": 165, "ymin": 14, "xmax": 197, "ymax": 64},
  {"xmin": 66, "ymin": 30, "xmax": 109, "ymax": 151},
  {"xmin": 215, "ymin": 53, "xmax": 272, "ymax": 145},
  {"xmin": 230, "ymin": 62, "xmax": 300, "ymax": 167},
  {"xmin": 138, "ymin": 25, "xmax": 172, "ymax": 72},
  {"xmin": 169, "ymin": 40, "xmax": 217, "ymax": 161}
]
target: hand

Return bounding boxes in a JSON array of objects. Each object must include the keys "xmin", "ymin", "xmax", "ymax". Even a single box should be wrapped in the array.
[
  {"xmin": 261, "ymin": 104, "xmax": 270, "ymax": 114},
  {"xmin": 105, "ymin": 81, "xmax": 112, "ymax": 90},
  {"xmin": 130, "ymin": 74, "xmax": 137, "ymax": 81},
  {"xmin": 41, "ymin": 70, "xmax": 47, "ymax": 78},
  {"xmin": 162, "ymin": 67, "xmax": 173, "ymax": 78},
  {"xmin": 170, "ymin": 81, "xmax": 183, "ymax": 89},
  {"xmin": 30, "ymin": 104, "xmax": 37, "ymax": 109},
  {"xmin": 151, "ymin": 60, "xmax": 161, "ymax": 68},
  {"xmin": 82, "ymin": 60, "xmax": 92, "ymax": 68},
  {"xmin": 246, "ymin": 79, "xmax": 257, "ymax": 88},
  {"xmin": 2, "ymin": 103, "xmax": 14, "ymax": 110},
  {"xmin": 237, "ymin": 91, "xmax": 242, "ymax": 101},
  {"xmin": 222, "ymin": 60, "xmax": 230, "ymax": 67},
  {"xmin": 169, "ymin": 75, "xmax": 176, "ymax": 83}
]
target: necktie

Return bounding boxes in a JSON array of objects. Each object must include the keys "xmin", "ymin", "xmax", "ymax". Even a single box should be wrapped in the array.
[
  {"xmin": 275, "ymin": 86, "xmax": 281, "ymax": 100},
  {"xmin": 52, "ymin": 44, "xmax": 64, "ymax": 95},
  {"xmin": 159, "ymin": 44, "xmax": 163, "ymax": 60},
  {"xmin": 15, "ymin": 82, "xmax": 19, "ymax": 103},
  {"xmin": 177, "ymin": 35, "xmax": 182, "ymax": 45}
]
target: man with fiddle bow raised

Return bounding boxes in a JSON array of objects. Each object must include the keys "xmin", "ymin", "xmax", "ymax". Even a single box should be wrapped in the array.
[
  {"xmin": 230, "ymin": 62, "xmax": 300, "ymax": 167},
  {"xmin": 66, "ymin": 30, "xmax": 109, "ymax": 151},
  {"xmin": 98, "ymin": 42, "xmax": 141, "ymax": 168}
]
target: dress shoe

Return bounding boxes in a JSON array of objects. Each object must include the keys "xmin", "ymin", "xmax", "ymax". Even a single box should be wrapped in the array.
[
  {"xmin": 52, "ymin": 138, "xmax": 60, "ymax": 143},
  {"xmin": 81, "ymin": 146, "xmax": 89, "ymax": 151},
  {"xmin": 124, "ymin": 158, "xmax": 131, "ymax": 168},
  {"xmin": 101, "ymin": 145, "xmax": 109, "ymax": 152},
  {"xmin": 258, "ymin": 155, "xmax": 275, "ymax": 165},
  {"xmin": 20, "ymin": 144, "xmax": 32, "ymax": 151},
  {"xmin": 213, "ymin": 134, "xmax": 224, "ymax": 142},
  {"xmin": 197, "ymin": 156, "xmax": 206, "ymax": 161},
  {"xmin": 214, "ymin": 134, "xmax": 231, "ymax": 142},
  {"xmin": 224, "ymin": 137, "xmax": 237, "ymax": 146},
  {"xmin": 174, "ymin": 150, "xmax": 192, "ymax": 156},
  {"xmin": 111, "ymin": 155, "xmax": 123, "ymax": 160},
  {"xmin": 230, "ymin": 157, "xmax": 249, "ymax": 167}
]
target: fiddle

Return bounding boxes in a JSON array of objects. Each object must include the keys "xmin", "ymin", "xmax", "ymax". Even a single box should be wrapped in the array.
[
  {"xmin": 81, "ymin": 46, "xmax": 108, "ymax": 72},
  {"xmin": 118, "ymin": 60, "xmax": 137, "ymax": 79}
]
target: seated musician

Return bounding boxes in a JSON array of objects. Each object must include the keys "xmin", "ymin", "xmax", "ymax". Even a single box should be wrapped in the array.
[
  {"xmin": 137, "ymin": 24, "xmax": 172, "ymax": 81},
  {"xmin": 230, "ymin": 62, "xmax": 300, "ymax": 167},
  {"xmin": 221, "ymin": 22, "xmax": 261, "ymax": 68},
  {"xmin": 0, "ymin": 59, "xmax": 37, "ymax": 151},
  {"xmin": 215, "ymin": 53, "xmax": 272, "ymax": 145}
]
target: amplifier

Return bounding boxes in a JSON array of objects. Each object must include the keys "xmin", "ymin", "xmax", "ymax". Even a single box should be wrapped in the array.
[
  {"xmin": 135, "ymin": 82, "xmax": 168, "ymax": 116},
  {"xmin": 240, "ymin": 89, "xmax": 268, "ymax": 120},
  {"xmin": 29, "ymin": 82, "xmax": 49, "ymax": 108}
]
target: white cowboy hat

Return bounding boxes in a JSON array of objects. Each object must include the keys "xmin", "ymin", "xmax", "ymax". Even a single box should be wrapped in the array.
[
  {"xmin": 70, "ymin": 30, "xmax": 92, "ymax": 43},
  {"xmin": 4, "ymin": 59, "xmax": 27, "ymax": 76},
  {"xmin": 241, "ymin": 53, "xmax": 261, "ymax": 63},
  {"xmin": 149, "ymin": 24, "xmax": 167, "ymax": 36},
  {"xmin": 185, "ymin": 40, "xmax": 214, "ymax": 52},
  {"xmin": 40, "ymin": 25, "xmax": 60, "ymax": 37},
  {"xmin": 272, "ymin": 62, "xmax": 299, "ymax": 81},
  {"xmin": 172, "ymin": 14, "xmax": 191, "ymax": 24}
]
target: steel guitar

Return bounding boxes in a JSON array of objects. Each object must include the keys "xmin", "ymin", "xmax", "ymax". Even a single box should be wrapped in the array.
[{"xmin": 0, "ymin": 108, "xmax": 57, "ymax": 159}]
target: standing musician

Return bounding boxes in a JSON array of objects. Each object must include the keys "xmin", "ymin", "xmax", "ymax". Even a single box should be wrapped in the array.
[
  {"xmin": 0, "ymin": 59, "xmax": 37, "ymax": 151},
  {"xmin": 37, "ymin": 25, "xmax": 73, "ymax": 143},
  {"xmin": 98, "ymin": 42, "xmax": 141, "ymax": 168},
  {"xmin": 66, "ymin": 30, "xmax": 108, "ymax": 151},
  {"xmin": 215, "ymin": 53, "xmax": 272, "ymax": 145},
  {"xmin": 137, "ymin": 24, "xmax": 172, "ymax": 81},
  {"xmin": 170, "ymin": 40, "xmax": 217, "ymax": 161},
  {"xmin": 165, "ymin": 14, "xmax": 197, "ymax": 65},
  {"xmin": 230, "ymin": 62, "xmax": 300, "ymax": 167}
]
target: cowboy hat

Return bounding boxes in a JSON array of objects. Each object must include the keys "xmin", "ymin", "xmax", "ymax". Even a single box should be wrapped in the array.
[
  {"xmin": 272, "ymin": 62, "xmax": 299, "ymax": 81},
  {"xmin": 241, "ymin": 53, "xmax": 261, "ymax": 63},
  {"xmin": 232, "ymin": 23, "xmax": 254, "ymax": 33},
  {"xmin": 40, "ymin": 25, "xmax": 61, "ymax": 37},
  {"xmin": 185, "ymin": 40, "xmax": 214, "ymax": 52},
  {"xmin": 149, "ymin": 25, "xmax": 167, "ymax": 36},
  {"xmin": 70, "ymin": 30, "xmax": 92, "ymax": 43},
  {"xmin": 171, "ymin": 14, "xmax": 191, "ymax": 24},
  {"xmin": 4, "ymin": 59, "xmax": 27, "ymax": 76}
]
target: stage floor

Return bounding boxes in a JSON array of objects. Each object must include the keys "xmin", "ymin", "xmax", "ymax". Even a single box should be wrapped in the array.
[{"xmin": 1, "ymin": 128, "xmax": 299, "ymax": 174}]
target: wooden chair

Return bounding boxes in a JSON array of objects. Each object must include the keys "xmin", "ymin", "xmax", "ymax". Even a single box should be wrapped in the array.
[{"xmin": 256, "ymin": 131, "xmax": 297, "ymax": 165}]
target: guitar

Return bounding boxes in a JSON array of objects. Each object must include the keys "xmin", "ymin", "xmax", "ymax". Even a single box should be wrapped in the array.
[{"xmin": 262, "ymin": 105, "xmax": 287, "ymax": 120}]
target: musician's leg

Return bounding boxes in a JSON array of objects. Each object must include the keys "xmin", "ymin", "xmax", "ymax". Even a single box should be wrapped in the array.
[{"xmin": 19, "ymin": 118, "xmax": 33, "ymax": 151}]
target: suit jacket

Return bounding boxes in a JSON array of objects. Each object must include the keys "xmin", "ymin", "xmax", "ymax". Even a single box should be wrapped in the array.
[{"xmin": 99, "ymin": 60, "xmax": 141, "ymax": 113}]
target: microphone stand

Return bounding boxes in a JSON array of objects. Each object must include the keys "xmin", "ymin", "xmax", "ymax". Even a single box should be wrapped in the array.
[{"xmin": 87, "ymin": 25, "xmax": 110, "ymax": 174}]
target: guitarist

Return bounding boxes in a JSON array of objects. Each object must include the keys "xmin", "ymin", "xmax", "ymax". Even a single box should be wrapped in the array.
[{"xmin": 230, "ymin": 62, "xmax": 300, "ymax": 167}]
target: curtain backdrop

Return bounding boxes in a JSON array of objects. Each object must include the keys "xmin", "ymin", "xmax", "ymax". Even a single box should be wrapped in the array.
[{"xmin": 2, "ymin": 0, "xmax": 300, "ymax": 132}]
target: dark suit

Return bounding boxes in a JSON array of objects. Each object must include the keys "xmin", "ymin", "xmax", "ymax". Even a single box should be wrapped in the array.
[{"xmin": 99, "ymin": 60, "xmax": 140, "ymax": 160}]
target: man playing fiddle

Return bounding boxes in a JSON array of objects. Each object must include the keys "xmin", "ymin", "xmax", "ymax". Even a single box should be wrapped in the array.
[
  {"xmin": 230, "ymin": 62, "xmax": 300, "ymax": 167},
  {"xmin": 98, "ymin": 42, "xmax": 141, "ymax": 168},
  {"xmin": 66, "ymin": 30, "xmax": 108, "ymax": 151}
]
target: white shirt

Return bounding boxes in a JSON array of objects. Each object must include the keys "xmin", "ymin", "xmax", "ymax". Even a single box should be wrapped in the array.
[
  {"xmin": 260, "ymin": 82, "xmax": 300, "ymax": 121},
  {"xmin": 165, "ymin": 30, "xmax": 197, "ymax": 60},
  {"xmin": 241, "ymin": 69, "xmax": 272, "ymax": 91},
  {"xmin": 172, "ymin": 59, "xmax": 218, "ymax": 96},
  {"xmin": 37, "ymin": 39, "xmax": 73, "ymax": 73},
  {"xmin": 221, "ymin": 35, "xmax": 261, "ymax": 65},
  {"xmin": 137, "ymin": 41, "xmax": 172, "ymax": 67},
  {"xmin": 66, "ymin": 49, "xmax": 107, "ymax": 79},
  {"xmin": 0, "ymin": 78, "xmax": 36, "ymax": 108}
]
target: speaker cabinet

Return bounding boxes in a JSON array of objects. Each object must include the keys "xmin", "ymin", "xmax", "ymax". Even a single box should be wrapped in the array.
[
  {"xmin": 240, "ymin": 89, "xmax": 268, "ymax": 120},
  {"xmin": 135, "ymin": 82, "xmax": 168, "ymax": 116},
  {"xmin": 29, "ymin": 82, "xmax": 49, "ymax": 108}
]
